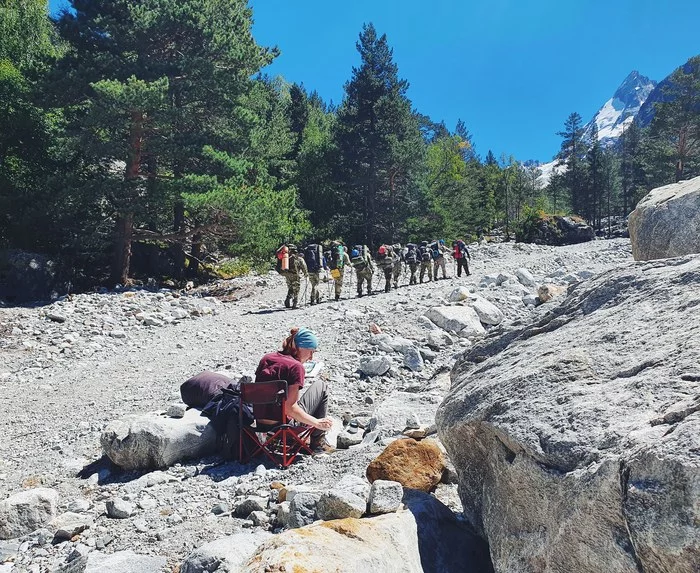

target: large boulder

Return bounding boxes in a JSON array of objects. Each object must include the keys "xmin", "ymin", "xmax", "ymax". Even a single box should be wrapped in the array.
[
  {"xmin": 629, "ymin": 175, "xmax": 700, "ymax": 261},
  {"xmin": 241, "ymin": 513, "xmax": 423, "ymax": 572},
  {"xmin": 242, "ymin": 492, "xmax": 492, "ymax": 573},
  {"xmin": 366, "ymin": 439, "xmax": 445, "ymax": 492},
  {"xmin": 101, "ymin": 408, "xmax": 217, "ymax": 470},
  {"xmin": 437, "ymin": 256, "xmax": 700, "ymax": 573},
  {"xmin": 0, "ymin": 488, "xmax": 59, "ymax": 540},
  {"xmin": 181, "ymin": 531, "xmax": 272, "ymax": 573}
]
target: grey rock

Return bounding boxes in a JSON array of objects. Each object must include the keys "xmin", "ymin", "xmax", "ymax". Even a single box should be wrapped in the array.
[
  {"xmin": 181, "ymin": 532, "xmax": 272, "ymax": 573},
  {"xmin": 51, "ymin": 512, "xmax": 93, "ymax": 540},
  {"xmin": 419, "ymin": 348, "xmax": 437, "ymax": 362},
  {"xmin": 448, "ymin": 287, "xmax": 470, "ymax": 302},
  {"xmin": 249, "ymin": 510, "xmax": 269, "ymax": 526},
  {"xmin": 466, "ymin": 295, "xmax": 504, "ymax": 326},
  {"xmin": 233, "ymin": 496, "xmax": 267, "ymax": 518},
  {"xmin": 335, "ymin": 474, "xmax": 371, "ymax": 503},
  {"xmin": 65, "ymin": 499, "xmax": 90, "ymax": 514},
  {"xmin": 427, "ymin": 330, "xmax": 453, "ymax": 350},
  {"xmin": 105, "ymin": 498, "xmax": 134, "ymax": 519},
  {"xmin": 84, "ymin": 550, "xmax": 166, "ymax": 573},
  {"xmin": 521, "ymin": 293, "xmax": 539, "ymax": 306},
  {"xmin": 336, "ymin": 431, "xmax": 363, "ymax": 449},
  {"xmin": 101, "ymin": 407, "xmax": 216, "ymax": 470},
  {"xmin": 514, "ymin": 267, "xmax": 537, "ymax": 288},
  {"xmin": 629, "ymin": 175, "xmax": 700, "ymax": 261},
  {"xmin": 0, "ymin": 488, "xmax": 58, "ymax": 540},
  {"xmin": 359, "ymin": 356, "xmax": 392, "ymax": 377},
  {"xmin": 316, "ymin": 489, "xmax": 366, "ymax": 520},
  {"xmin": 437, "ymin": 255, "xmax": 700, "ymax": 573},
  {"xmin": 424, "ymin": 306, "xmax": 485, "ymax": 337},
  {"xmin": 287, "ymin": 492, "xmax": 322, "ymax": 529},
  {"xmin": 402, "ymin": 346, "xmax": 424, "ymax": 372},
  {"xmin": 368, "ymin": 480, "xmax": 403, "ymax": 514}
]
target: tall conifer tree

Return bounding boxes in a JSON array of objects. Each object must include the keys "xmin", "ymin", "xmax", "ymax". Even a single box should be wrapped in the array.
[{"xmin": 334, "ymin": 23, "xmax": 423, "ymax": 246}]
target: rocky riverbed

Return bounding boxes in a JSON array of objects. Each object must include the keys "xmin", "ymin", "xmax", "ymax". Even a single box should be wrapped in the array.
[{"xmin": 0, "ymin": 239, "xmax": 634, "ymax": 572}]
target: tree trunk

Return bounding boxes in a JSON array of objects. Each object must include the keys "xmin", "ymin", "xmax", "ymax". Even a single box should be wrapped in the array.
[
  {"xmin": 172, "ymin": 201, "xmax": 186, "ymax": 279},
  {"xmin": 112, "ymin": 213, "xmax": 134, "ymax": 285},
  {"xmin": 187, "ymin": 231, "xmax": 203, "ymax": 278},
  {"xmin": 111, "ymin": 110, "xmax": 143, "ymax": 285}
]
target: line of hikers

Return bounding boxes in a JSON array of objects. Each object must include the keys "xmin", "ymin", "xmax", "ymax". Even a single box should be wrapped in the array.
[{"xmin": 275, "ymin": 239, "xmax": 471, "ymax": 309}]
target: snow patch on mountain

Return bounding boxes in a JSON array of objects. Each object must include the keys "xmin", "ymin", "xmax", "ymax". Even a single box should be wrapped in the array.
[
  {"xmin": 582, "ymin": 71, "xmax": 656, "ymax": 147},
  {"xmin": 537, "ymin": 71, "xmax": 656, "ymax": 186}
]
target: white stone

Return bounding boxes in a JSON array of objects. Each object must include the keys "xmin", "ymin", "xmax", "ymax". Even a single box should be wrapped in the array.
[
  {"xmin": 368, "ymin": 480, "xmax": 403, "ymax": 514},
  {"xmin": 424, "ymin": 306, "xmax": 485, "ymax": 337}
]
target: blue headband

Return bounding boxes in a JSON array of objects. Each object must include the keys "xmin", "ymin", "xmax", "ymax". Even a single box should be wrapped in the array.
[{"xmin": 294, "ymin": 328, "xmax": 319, "ymax": 350}]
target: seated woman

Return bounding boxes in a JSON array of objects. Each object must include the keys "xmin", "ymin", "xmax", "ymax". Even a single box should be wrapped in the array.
[{"xmin": 255, "ymin": 327, "xmax": 334, "ymax": 454}]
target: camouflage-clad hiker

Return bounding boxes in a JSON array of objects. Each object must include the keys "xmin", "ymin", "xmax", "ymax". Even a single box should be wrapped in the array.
[{"xmin": 284, "ymin": 245, "xmax": 308, "ymax": 309}]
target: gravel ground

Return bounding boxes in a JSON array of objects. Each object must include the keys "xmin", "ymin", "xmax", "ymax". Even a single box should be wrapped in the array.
[{"xmin": 0, "ymin": 238, "xmax": 633, "ymax": 571}]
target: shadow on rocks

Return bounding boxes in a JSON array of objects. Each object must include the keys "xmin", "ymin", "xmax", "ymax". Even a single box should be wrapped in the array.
[{"xmin": 402, "ymin": 488, "xmax": 494, "ymax": 573}]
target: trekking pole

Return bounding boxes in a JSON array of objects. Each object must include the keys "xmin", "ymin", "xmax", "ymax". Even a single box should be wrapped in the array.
[{"xmin": 302, "ymin": 276, "xmax": 308, "ymax": 306}]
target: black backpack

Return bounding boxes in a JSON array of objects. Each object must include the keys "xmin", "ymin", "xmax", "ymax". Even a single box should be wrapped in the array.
[
  {"xmin": 304, "ymin": 244, "xmax": 322, "ymax": 273},
  {"xmin": 419, "ymin": 244, "xmax": 431, "ymax": 262},
  {"xmin": 430, "ymin": 242, "xmax": 441, "ymax": 260},
  {"xmin": 405, "ymin": 243, "xmax": 418, "ymax": 264},
  {"xmin": 201, "ymin": 382, "xmax": 255, "ymax": 460}
]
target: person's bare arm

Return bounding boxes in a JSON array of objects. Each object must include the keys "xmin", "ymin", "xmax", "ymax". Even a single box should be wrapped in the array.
[{"xmin": 286, "ymin": 384, "xmax": 332, "ymax": 431}]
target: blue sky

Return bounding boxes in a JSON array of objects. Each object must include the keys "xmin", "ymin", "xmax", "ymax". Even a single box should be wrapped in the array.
[{"xmin": 49, "ymin": 0, "xmax": 700, "ymax": 162}]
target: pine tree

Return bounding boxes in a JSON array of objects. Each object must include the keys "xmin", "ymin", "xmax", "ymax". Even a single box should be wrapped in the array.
[
  {"xmin": 334, "ymin": 23, "xmax": 424, "ymax": 246},
  {"xmin": 649, "ymin": 55, "xmax": 700, "ymax": 183},
  {"xmin": 586, "ymin": 124, "xmax": 603, "ymax": 227},
  {"xmin": 620, "ymin": 121, "xmax": 645, "ymax": 214},
  {"xmin": 54, "ymin": 0, "xmax": 275, "ymax": 284},
  {"xmin": 556, "ymin": 112, "xmax": 587, "ymax": 216}
]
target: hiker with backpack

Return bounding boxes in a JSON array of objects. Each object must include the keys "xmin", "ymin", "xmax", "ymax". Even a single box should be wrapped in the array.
[
  {"xmin": 276, "ymin": 244, "xmax": 308, "ymax": 309},
  {"xmin": 432, "ymin": 239, "xmax": 451, "ymax": 280},
  {"xmin": 453, "ymin": 239, "xmax": 472, "ymax": 277},
  {"xmin": 418, "ymin": 241, "xmax": 433, "ymax": 283},
  {"xmin": 376, "ymin": 244, "xmax": 396, "ymax": 293},
  {"xmin": 350, "ymin": 245, "xmax": 374, "ymax": 297},
  {"xmin": 327, "ymin": 241, "xmax": 351, "ymax": 301},
  {"xmin": 404, "ymin": 243, "xmax": 420, "ymax": 285},
  {"xmin": 255, "ymin": 327, "xmax": 334, "ymax": 454},
  {"xmin": 303, "ymin": 243, "xmax": 327, "ymax": 305},
  {"xmin": 391, "ymin": 243, "xmax": 403, "ymax": 289}
]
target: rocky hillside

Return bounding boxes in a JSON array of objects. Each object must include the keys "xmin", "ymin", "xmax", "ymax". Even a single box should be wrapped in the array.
[{"xmin": 0, "ymin": 239, "xmax": 647, "ymax": 572}]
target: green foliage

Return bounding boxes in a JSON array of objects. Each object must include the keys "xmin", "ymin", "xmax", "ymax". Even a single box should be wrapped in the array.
[
  {"xmin": 334, "ymin": 23, "xmax": 425, "ymax": 246},
  {"xmin": 514, "ymin": 207, "xmax": 559, "ymax": 243}
]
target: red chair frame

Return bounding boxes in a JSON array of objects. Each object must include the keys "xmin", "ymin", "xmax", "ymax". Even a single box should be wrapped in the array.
[{"xmin": 239, "ymin": 380, "xmax": 313, "ymax": 468}]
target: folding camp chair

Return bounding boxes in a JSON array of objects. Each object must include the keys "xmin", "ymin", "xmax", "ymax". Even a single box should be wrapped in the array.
[{"xmin": 238, "ymin": 380, "xmax": 313, "ymax": 468}]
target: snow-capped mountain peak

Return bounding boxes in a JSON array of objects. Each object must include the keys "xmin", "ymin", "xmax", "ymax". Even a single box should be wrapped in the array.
[{"xmin": 582, "ymin": 71, "xmax": 656, "ymax": 146}]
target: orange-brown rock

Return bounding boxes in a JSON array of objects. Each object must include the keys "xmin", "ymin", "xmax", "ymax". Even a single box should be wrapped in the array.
[{"xmin": 366, "ymin": 438, "xmax": 445, "ymax": 492}]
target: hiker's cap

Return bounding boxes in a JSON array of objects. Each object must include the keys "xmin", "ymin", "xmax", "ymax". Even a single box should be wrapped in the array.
[{"xmin": 294, "ymin": 327, "xmax": 319, "ymax": 350}]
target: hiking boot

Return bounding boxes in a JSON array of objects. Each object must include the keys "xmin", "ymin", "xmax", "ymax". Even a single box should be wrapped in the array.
[
  {"xmin": 284, "ymin": 297, "xmax": 291, "ymax": 308},
  {"xmin": 335, "ymin": 294, "xmax": 340, "ymax": 301},
  {"xmin": 310, "ymin": 438, "xmax": 336, "ymax": 455},
  {"xmin": 357, "ymin": 292, "xmax": 363, "ymax": 298},
  {"xmin": 292, "ymin": 298, "xmax": 298, "ymax": 309}
]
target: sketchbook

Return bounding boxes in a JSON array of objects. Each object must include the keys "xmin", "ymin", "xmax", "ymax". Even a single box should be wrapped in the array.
[{"xmin": 303, "ymin": 361, "xmax": 324, "ymax": 378}]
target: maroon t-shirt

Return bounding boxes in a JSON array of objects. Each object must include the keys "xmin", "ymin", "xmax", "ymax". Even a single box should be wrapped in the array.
[
  {"xmin": 254, "ymin": 352, "xmax": 305, "ymax": 422},
  {"xmin": 255, "ymin": 351, "xmax": 306, "ymax": 388}
]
